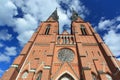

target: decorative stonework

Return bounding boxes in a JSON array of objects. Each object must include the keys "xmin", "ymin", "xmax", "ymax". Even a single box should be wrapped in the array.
[
  {"xmin": 58, "ymin": 49, "xmax": 74, "ymax": 62},
  {"xmin": 11, "ymin": 64, "xmax": 18, "ymax": 68},
  {"xmin": 29, "ymin": 69, "xmax": 36, "ymax": 72},
  {"xmin": 56, "ymin": 35, "xmax": 76, "ymax": 45},
  {"xmin": 44, "ymin": 66, "xmax": 51, "ymax": 69}
]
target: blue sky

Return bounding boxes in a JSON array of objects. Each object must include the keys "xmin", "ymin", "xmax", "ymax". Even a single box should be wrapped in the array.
[{"xmin": 0, "ymin": 0, "xmax": 120, "ymax": 77}]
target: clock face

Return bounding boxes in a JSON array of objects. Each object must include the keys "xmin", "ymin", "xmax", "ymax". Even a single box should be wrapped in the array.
[{"xmin": 58, "ymin": 49, "xmax": 74, "ymax": 62}]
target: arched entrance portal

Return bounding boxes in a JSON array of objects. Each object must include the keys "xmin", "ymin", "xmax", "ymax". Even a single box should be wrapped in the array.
[{"xmin": 58, "ymin": 73, "xmax": 75, "ymax": 80}]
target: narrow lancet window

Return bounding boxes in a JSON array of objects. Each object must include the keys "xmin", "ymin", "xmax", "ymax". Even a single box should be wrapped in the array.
[
  {"xmin": 22, "ymin": 71, "xmax": 28, "ymax": 79},
  {"xmin": 80, "ymin": 25, "xmax": 87, "ymax": 35},
  {"xmin": 92, "ymin": 73, "xmax": 97, "ymax": 80},
  {"xmin": 36, "ymin": 71, "xmax": 42, "ymax": 80},
  {"xmin": 45, "ymin": 25, "xmax": 50, "ymax": 35}
]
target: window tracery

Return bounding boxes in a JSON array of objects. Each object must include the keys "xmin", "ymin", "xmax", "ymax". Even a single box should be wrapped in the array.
[
  {"xmin": 45, "ymin": 25, "xmax": 50, "ymax": 35},
  {"xmin": 80, "ymin": 25, "xmax": 87, "ymax": 35},
  {"xmin": 36, "ymin": 71, "xmax": 42, "ymax": 80}
]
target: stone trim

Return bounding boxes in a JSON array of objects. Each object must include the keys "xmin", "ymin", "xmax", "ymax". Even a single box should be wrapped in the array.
[
  {"xmin": 93, "ymin": 58, "xmax": 98, "ymax": 61},
  {"xmin": 34, "ymin": 43, "xmax": 50, "ymax": 46},
  {"xmin": 44, "ymin": 65, "xmax": 51, "ymax": 69},
  {"xmin": 11, "ymin": 64, "xmax": 18, "ymax": 68},
  {"xmin": 82, "ymin": 43, "xmax": 98, "ymax": 46},
  {"xmin": 80, "ymin": 55, "xmax": 86, "ymax": 57},
  {"xmin": 82, "ymin": 67, "xmax": 91, "ymax": 70},
  {"xmin": 79, "ymin": 34, "xmax": 93, "ymax": 36},
  {"xmin": 98, "ymin": 70, "xmax": 106, "ymax": 74},
  {"xmin": 56, "ymin": 44, "xmax": 75, "ymax": 46},
  {"xmin": 29, "ymin": 69, "xmax": 36, "ymax": 72}
]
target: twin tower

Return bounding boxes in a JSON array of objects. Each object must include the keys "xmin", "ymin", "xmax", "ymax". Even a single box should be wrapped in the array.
[{"xmin": 2, "ymin": 9, "xmax": 120, "ymax": 80}]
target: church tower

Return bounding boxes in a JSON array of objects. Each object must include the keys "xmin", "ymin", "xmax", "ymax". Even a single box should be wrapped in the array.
[{"xmin": 1, "ymin": 9, "xmax": 120, "ymax": 80}]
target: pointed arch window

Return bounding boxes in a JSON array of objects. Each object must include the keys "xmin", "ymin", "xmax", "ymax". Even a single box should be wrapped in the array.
[
  {"xmin": 92, "ymin": 73, "xmax": 97, "ymax": 80},
  {"xmin": 106, "ymin": 74, "xmax": 112, "ymax": 80},
  {"xmin": 36, "ymin": 71, "xmax": 42, "ymax": 80},
  {"xmin": 45, "ymin": 25, "xmax": 50, "ymax": 35},
  {"xmin": 22, "ymin": 71, "xmax": 28, "ymax": 79},
  {"xmin": 80, "ymin": 25, "xmax": 87, "ymax": 35}
]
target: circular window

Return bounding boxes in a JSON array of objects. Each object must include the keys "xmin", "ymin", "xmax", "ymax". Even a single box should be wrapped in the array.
[{"xmin": 58, "ymin": 49, "xmax": 74, "ymax": 62}]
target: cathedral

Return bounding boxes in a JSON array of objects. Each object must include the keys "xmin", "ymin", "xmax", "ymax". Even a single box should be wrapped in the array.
[{"xmin": 1, "ymin": 9, "xmax": 120, "ymax": 80}]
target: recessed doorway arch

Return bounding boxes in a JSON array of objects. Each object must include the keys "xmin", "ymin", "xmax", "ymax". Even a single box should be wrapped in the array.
[
  {"xmin": 58, "ymin": 73, "xmax": 74, "ymax": 80},
  {"xmin": 55, "ymin": 71, "xmax": 76, "ymax": 80}
]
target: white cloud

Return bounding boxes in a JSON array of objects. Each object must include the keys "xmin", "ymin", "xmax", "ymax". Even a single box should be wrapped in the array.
[
  {"xmin": 17, "ymin": 30, "xmax": 34, "ymax": 46},
  {"xmin": 116, "ymin": 24, "xmax": 120, "ymax": 29},
  {"xmin": 0, "ymin": 0, "xmax": 17, "ymax": 26},
  {"xmin": 57, "ymin": 0, "xmax": 88, "ymax": 33},
  {"xmin": 13, "ymin": 14, "xmax": 38, "ymax": 46},
  {"xmin": 95, "ymin": 16, "xmax": 120, "ymax": 59},
  {"xmin": 5, "ymin": 46, "xmax": 17, "ymax": 56},
  {"xmin": 0, "ymin": 29, "xmax": 12, "ymax": 41},
  {"xmin": 11, "ymin": 0, "xmax": 60, "ymax": 45},
  {"xmin": 116, "ymin": 16, "xmax": 120, "ymax": 21},
  {"xmin": 0, "ymin": 54, "xmax": 10, "ymax": 62},
  {"xmin": 98, "ymin": 20, "xmax": 112, "ymax": 30},
  {"xmin": 0, "ymin": 43, "xmax": 4, "ymax": 47},
  {"xmin": 95, "ymin": 16, "xmax": 120, "ymax": 31},
  {"xmin": 103, "ymin": 30, "xmax": 120, "ymax": 56},
  {"xmin": 57, "ymin": 0, "xmax": 89, "ymax": 18},
  {"xmin": 14, "ymin": 14, "xmax": 38, "ymax": 34},
  {"xmin": 0, "ymin": 46, "xmax": 17, "ymax": 63},
  {"xmin": 57, "ymin": 8, "xmax": 71, "ymax": 33},
  {"xmin": 95, "ymin": 19, "xmax": 115, "ymax": 31},
  {"xmin": 12, "ymin": 0, "xmax": 60, "ymax": 21},
  {"xmin": 71, "ymin": 0, "xmax": 89, "ymax": 18}
]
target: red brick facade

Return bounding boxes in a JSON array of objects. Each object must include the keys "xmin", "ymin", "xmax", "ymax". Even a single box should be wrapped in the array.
[{"xmin": 1, "ymin": 9, "xmax": 120, "ymax": 80}]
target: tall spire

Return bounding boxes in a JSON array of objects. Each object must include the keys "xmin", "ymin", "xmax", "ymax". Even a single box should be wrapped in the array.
[
  {"xmin": 71, "ymin": 8, "xmax": 83, "ymax": 22},
  {"xmin": 47, "ymin": 8, "xmax": 59, "ymax": 21}
]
